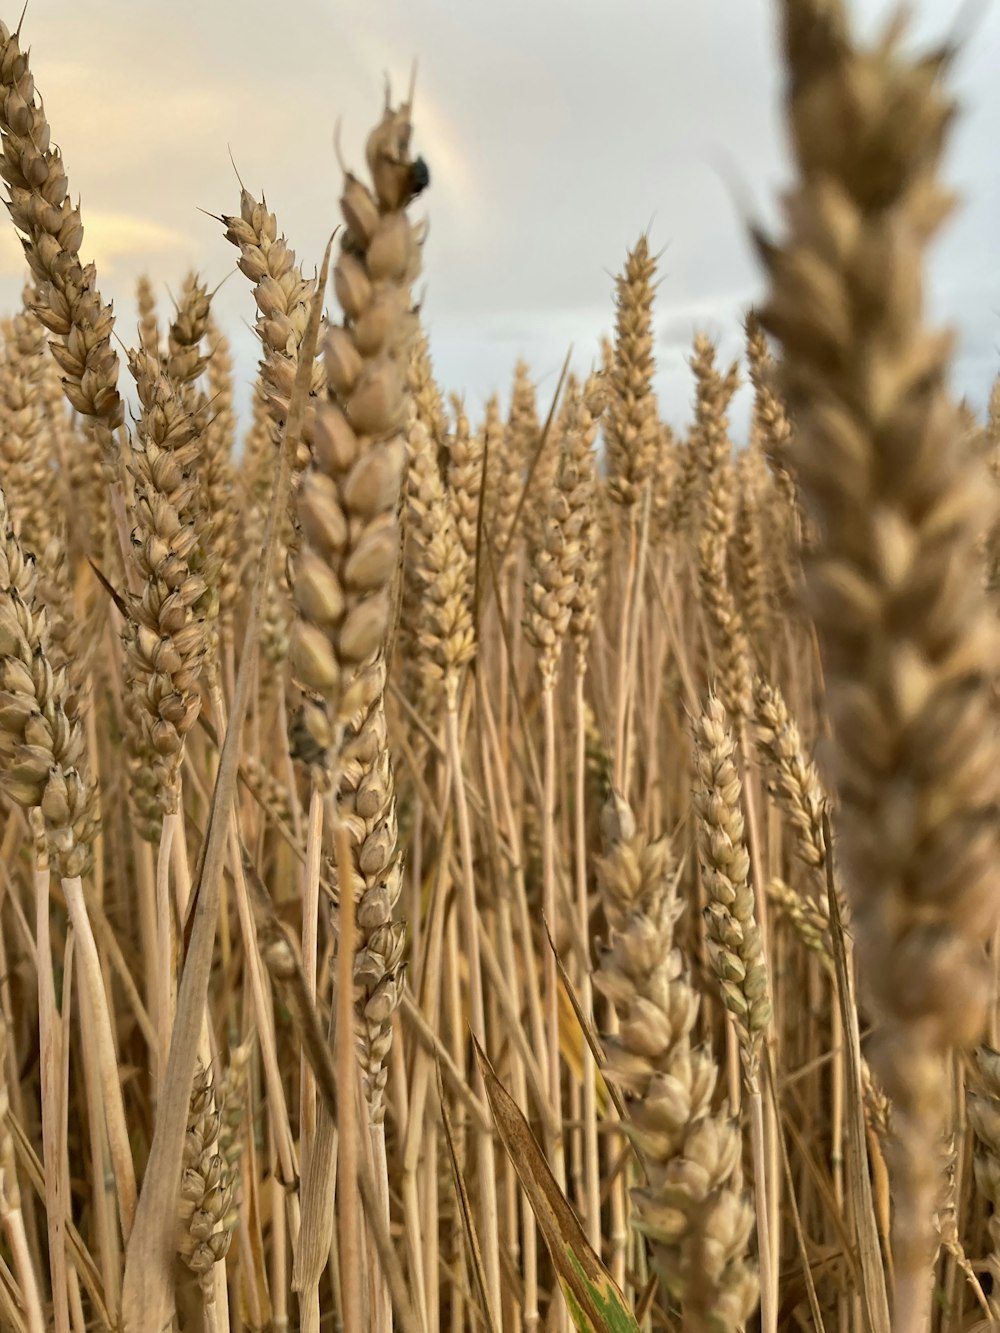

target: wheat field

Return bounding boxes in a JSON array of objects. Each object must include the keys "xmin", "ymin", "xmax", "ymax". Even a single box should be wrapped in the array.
[{"xmin": 1, "ymin": 2, "xmax": 1000, "ymax": 1331}]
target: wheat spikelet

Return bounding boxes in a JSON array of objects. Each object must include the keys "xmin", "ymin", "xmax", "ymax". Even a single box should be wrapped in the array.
[
  {"xmin": 136, "ymin": 272, "xmax": 161, "ymax": 359},
  {"xmin": 122, "ymin": 680, "xmax": 166, "ymax": 844},
  {"xmin": 0, "ymin": 484, "xmax": 96, "ymax": 876},
  {"xmin": 745, "ymin": 310, "xmax": 795, "ymax": 506},
  {"xmin": 239, "ymin": 377, "xmax": 292, "ymax": 675},
  {"xmin": 216, "ymin": 1035, "xmax": 255, "ymax": 1176},
  {"xmin": 651, "ymin": 421, "xmax": 679, "ymax": 542},
  {"xmin": 690, "ymin": 334, "xmax": 739, "ymax": 488},
  {"xmin": 176, "ymin": 1064, "xmax": 237, "ymax": 1278},
  {"xmin": 752, "ymin": 676, "xmax": 827, "ymax": 874},
  {"xmin": 446, "ymin": 391, "xmax": 483, "ymax": 566},
  {"xmin": 221, "ymin": 188, "xmax": 324, "ymax": 472},
  {"xmin": 691, "ymin": 337, "xmax": 751, "ymax": 721},
  {"xmin": 757, "ymin": 0, "xmax": 1000, "ymax": 1301},
  {"xmin": 166, "ymin": 272, "xmax": 212, "ymax": 397},
  {"xmin": 407, "ymin": 415, "xmax": 474, "ymax": 713},
  {"xmin": 490, "ymin": 358, "xmax": 538, "ymax": 560},
  {"xmin": 124, "ymin": 348, "xmax": 212, "ymax": 810},
  {"xmin": 202, "ymin": 317, "xmax": 241, "ymax": 622},
  {"xmin": 45, "ymin": 356, "xmax": 108, "ymax": 566},
  {"xmin": 525, "ymin": 374, "xmax": 602, "ymax": 686},
  {"xmin": 409, "ymin": 324, "xmax": 448, "ymax": 452},
  {"xmin": 162, "ymin": 275, "xmax": 225, "ymax": 624},
  {"xmin": 336, "ymin": 657, "xmax": 406, "ymax": 1116},
  {"xmin": 566, "ymin": 375, "xmax": 603, "ymax": 670},
  {"xmin": 0, "ymin": 311, "xmax": 79, "ymax": 687},
  {"xmin": 693, "ymin": 696, "xmax": 771, "ymax": 1066},
  {"xmin": 525, "ymin": 477, "xmax": 576, "ymax": 689},
  {"xmin": 243, "ymin": 752, "xmax": 295, "ymax": 833},
  {"xmin": 731, "ymin": 449, "xmax": 772, "ymax": 655},
  {"xmin": 288, "ymin": 95, "xmax": 425, "ymax": 768},
  {"xmin": 479, "ymin": 391, "xmax": 507, "ymax": 552},
  {"xmin": 767, "ymin": 877, "xmax": 831, "ymax": 964},
  {"xmin": 594, "ymin": 792, "xmax": 758, "ymax": 1330},
  {"xmin": 605, "ymin": 235, "xmax": 658, "ymax": 508},
  {"xmin": 745, "ymin": 314, "xmax": 802, "ymax": 623},
  {"xmin": 0, "ymin": 308, "xmax": 58, "ymax": 556},
  {"xmin": 398, "ymin": 411, "xmax": 455, "ymax": 732},
  {"xmin": 664, "ymin": 428, "xmax": 699, "ymax": 537},
  {"xmin": 0, "ymin": 21, "xmax": 122, "ymax": 471}
]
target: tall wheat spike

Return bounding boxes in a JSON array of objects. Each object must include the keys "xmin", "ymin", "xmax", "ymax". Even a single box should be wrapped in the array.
[{"xmin": 757, "ymin": 1, "xmax": 1000, "ymax": 1320}]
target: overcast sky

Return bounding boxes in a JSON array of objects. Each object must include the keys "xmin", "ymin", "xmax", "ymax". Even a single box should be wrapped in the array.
[{"xmin": 2, "ymin": 0, "xmax": 999, "ymax": 438}]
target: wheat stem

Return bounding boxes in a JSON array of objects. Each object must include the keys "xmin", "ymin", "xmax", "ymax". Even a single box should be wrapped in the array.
[
  {"xmin": 445, "ymin": 696, "xmax": 502, "ymax": 1323},
  {"xmin": 574, "ymin": 668, "xmax": 601, "ymax": 1251},
  {"xmin": 335, "ymin": 816, "xmax": 365, "ymax": 1331}
]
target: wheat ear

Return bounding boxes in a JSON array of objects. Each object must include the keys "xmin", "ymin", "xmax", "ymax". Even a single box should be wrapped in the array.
[
  {"xmin": 605, "ymin": 235, "xmax": 658, "ymax": 509},
  {"xmin": 0, "ymin": 20, "xmax": 122, "ymax": 468},
  {"xmin": 757, "ymin": 2, "xmax": 1000, "ymax": 1318},
  {"xmin": 595, "ymin": 793, "xmax": 759, "ymax": 1332},
  {"xmin": 220, "ymin": 188, "xmax": 324, "ymax": 474},
  {"xmin": 692, "ymin": 696, "xmax": 775, "ymax": 1332},
  {"xmin": 288, "ymin": 101, "xmax": 424, "ymax": 759}
]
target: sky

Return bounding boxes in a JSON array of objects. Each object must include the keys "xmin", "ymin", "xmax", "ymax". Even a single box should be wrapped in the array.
[{"xmin": 1, "ymin": 0, "xmax": 999, "ymax": 440}]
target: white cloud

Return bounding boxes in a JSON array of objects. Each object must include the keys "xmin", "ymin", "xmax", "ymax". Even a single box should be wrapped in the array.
[
  {"xmin": 79, "ymin": 212, "xmax": 188, "ymax": 273},
  {"xmin": 0, "ymin": 211, "xmax": 185, "ymax": 276}
]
